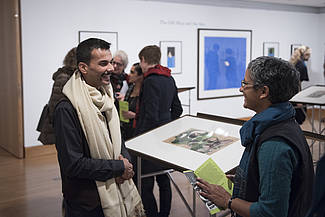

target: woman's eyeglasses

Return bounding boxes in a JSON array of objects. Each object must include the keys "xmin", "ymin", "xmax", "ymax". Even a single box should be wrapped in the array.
[
  {"xmin": 110, "ymin": 60, "xmax": 123, "ymax": 67},
  {"xmin": 241, "ymin": 80, "xmax": 255, "ymax": 88}
]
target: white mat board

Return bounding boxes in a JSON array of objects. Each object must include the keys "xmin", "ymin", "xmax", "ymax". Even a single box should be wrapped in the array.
[{"xmin": 126, "ymin": 116, "xmax": 244, "ymax": 173}]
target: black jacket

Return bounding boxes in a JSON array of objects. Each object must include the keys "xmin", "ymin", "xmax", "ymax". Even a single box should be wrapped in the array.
[
  {"xmin": 36, "ymin": 66, "xmax": 75, "ymax": 145},
  {"xmin": 134, "ymin": 65, "xmax": 183, "ymax": 136},
  {"xmin": 295, "ymin": 59, "xmax": 309, "ymax": 82},
  {"xmin": 54, "ymin": 99, "xmax": 130, "ymax": 210}
]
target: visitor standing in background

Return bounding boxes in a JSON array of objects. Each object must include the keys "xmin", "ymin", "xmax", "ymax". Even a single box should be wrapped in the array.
[{"xmin": 134, "ymin": 45, "xmax": 183, "ymax": 217}]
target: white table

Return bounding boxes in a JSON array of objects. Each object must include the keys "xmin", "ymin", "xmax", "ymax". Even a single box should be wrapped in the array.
[{"xmin": 126, "ymin": 115, "xmax": 244, "ymax": 216}]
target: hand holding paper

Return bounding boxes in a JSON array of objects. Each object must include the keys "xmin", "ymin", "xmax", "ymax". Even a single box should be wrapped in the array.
[
  {"xmin": 196, "ymin": 178, "xmax": 231, "ymax": 210},
  {"xmin": 194, "ymin": 158, "xmax": 234, "ymax": 213},
  {"xmin": 122, "ymin": 110, "xmax": 135, "ymax": 119}
]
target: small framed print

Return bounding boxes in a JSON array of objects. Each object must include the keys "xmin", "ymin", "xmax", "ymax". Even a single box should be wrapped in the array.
[
  {"xmin": 263, "ymin": 42, "xmax": 279, "ymax": 57},
  {"xmin": 291, "ymin": 44, "xmax": 301, "ymax": 56},
  {"xmin": 160, "ymin": 41, "xmax": 182, "ymax": 74},
  {"xmin": 78, "ymin": 31, "xmax": 118, "ymax": 55}
]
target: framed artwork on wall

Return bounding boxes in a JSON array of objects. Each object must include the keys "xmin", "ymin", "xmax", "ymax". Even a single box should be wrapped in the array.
[
  {"xmin": 159, "ymin": 41, "xmax": 182, "ymax": 74},
  {"xmin": 197, "ymin": 28, "xmax": 252, "ymax": 100},
  {"xmin": 290, "ymin": 44, "xmax": 301, "ymax": 56},
  {"xmin": 78, "ymin": 31, "xmax": 118, "ymax": 55},
  {"xmin": 263, "ymin": 42, "xmax": 279, "ymax": 57}
]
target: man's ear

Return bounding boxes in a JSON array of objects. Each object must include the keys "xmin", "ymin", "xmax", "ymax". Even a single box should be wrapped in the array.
[
  {"xmin": 259, "ymin": 85, "xmax": 270, "ymax": 100},
  {"xmin": 78, "ymin": 62, "xmax": 88, "ymax": 75}
]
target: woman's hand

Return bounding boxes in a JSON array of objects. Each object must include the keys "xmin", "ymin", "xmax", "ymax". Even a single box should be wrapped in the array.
[
  {"xmin": 198, "ymin": 176, "xmax": 253, "ymax": 217},
  {"xmin": 115, "ymin": 92, "xmax": 125, "ymax": 101},
  {"xmin": 122, "ymin": 111, "xmax": 135, "ymax": 119},
  {"xmin": 196, "ymin": 178, "xmax": 231, "ymax": 209}
]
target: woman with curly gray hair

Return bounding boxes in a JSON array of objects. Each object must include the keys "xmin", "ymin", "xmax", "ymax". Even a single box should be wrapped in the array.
[
  {"xmin": 197, "ymin": 56, "xmax": 314, "ymax": 217},
  {"xmin": 111, "ymin": 50, "xmax": 129, "ymax": 94}
]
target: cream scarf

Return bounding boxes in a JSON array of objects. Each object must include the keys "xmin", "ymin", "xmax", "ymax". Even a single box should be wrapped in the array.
[{"xmin": 63, "ymin": 71, "xmax": 144, "ymax": 217}]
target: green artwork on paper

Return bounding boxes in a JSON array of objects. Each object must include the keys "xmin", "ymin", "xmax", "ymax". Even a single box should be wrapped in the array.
[{"xmin": 164, "ymin": 128, "xmax": 238, "ymax": 155}]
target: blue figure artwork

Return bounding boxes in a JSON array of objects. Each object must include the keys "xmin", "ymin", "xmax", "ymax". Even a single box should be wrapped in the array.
[
  {"xmin": 167, "ymin": 47, "xmax": 175, "ymax": 68},
  {"xmin": 204, "ymin": 37, "xmax": 247, "ymax": 90},
  {"xmin": 268, "ymin": 47, "xmax": 275, "ymax": 57}
]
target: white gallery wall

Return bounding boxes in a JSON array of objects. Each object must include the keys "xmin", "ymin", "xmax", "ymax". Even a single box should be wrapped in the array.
[
  {"xmin": 20, "ymin": 0, "xmax": 324, "ymax": 146},
  {"xmin": 320, "ymin": 13, "xmax": 325, "ymax": 83}
]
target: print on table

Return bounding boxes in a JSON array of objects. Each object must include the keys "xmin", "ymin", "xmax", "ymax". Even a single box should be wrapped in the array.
[
  {"xmin": 164, "ymin": 128, "xmax": 238, "ymax": 155},
  {"xmin": 307, "ymin": 91, "xmax": 325, "ymax": 98}
]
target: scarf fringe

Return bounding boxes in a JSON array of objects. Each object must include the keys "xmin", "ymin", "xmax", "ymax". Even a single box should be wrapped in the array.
[{"xmin": 130, "ymin": 202, "xmax": 146, "ymax": 217}]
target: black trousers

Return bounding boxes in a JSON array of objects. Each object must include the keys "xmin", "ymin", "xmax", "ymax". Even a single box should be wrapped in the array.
[
  {"xmin": 292, "ymin": 102, "xmax": 306, "ymax": 125},
  {"xmin": 132, "ymin": 155, "xmax": 172, "ymax": 217},
  {"xmin": 64, "ymin": 199, "xmax": 105, "ymax": 217},
  {"xmin": 141, "ymin": 174, "xmax": 172, "ymax": 217}
]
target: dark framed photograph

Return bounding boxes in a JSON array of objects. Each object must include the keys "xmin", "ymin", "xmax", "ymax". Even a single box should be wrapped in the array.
[
  {"xmin": 159, "ymin": 41, "xmax": 182, "ymax": 74},
  {"xmin": 78, "ymin": 31, "xmax": 118, "ymax": 55},
  {"xmin": 197, "ymin": 28, "xmax": 252, "ymax": 100},
  {"xmin": 263, "ymin": 42, "xmax": 279, "ymax": 57}
]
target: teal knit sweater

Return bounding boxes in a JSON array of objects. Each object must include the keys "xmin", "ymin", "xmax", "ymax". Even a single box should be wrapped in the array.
[{"xmin": 250, "ymin": 138, "xmax": 298, "ymax": 217}]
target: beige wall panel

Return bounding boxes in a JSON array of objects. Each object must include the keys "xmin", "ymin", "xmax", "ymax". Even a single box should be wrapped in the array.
[{"xmin": 0, "ymin": 0, "xmax": 24, "ymax": 158}]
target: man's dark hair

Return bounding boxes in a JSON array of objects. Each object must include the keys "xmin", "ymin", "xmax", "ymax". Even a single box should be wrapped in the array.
[
  {"xmin": 248, "ymin": 56, "xmax": 299, "ymax": 104},
  {"xmin": 138, "ymin": 45, "xmax": 161, "ymax": 65},
  {"xmin": 76, "ymin": 38, "xmax": 111, "ymax": 65}
]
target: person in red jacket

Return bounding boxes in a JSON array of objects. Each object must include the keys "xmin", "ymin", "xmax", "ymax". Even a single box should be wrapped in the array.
[{"xmin": 134, "ymin": 45, "xmax": 183, "ymax": 217}]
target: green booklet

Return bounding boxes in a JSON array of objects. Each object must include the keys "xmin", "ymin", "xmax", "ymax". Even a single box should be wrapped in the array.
[
  {"xmin": 194, "ymin": 158, "xmax": 233, "ymax": 214},
  {"xmin": 119, "ymin": 101, "xmax": 129, "ymax": 123}
]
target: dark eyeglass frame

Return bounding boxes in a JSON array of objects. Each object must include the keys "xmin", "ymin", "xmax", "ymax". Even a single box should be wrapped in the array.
[{"xmin": 241, "ymin": 80, "xmax": 256, "ymax": 88}]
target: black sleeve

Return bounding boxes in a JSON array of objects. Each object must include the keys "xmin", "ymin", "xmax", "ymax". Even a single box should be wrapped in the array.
[
  {"xmin": 120, "ymin": 138, "xmax": 131, "ymax": 162},
  {"xmin": 137, "ymin": 78, "xmax": 161, "ymax": 133},
  {"xmin": 54, "ymin": 101, "xmax": 125, "ymax": 182},
  {"xmin": 295, "ymin": 61, "xmax": 309, "ymax": 81},
  {"xmin": 171, "ymin": 78, "xmax": 183, "ymax": 119}
]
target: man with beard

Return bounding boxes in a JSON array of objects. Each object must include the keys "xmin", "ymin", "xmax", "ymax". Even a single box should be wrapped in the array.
[{"xmin": 54, "ymin": 38, "xmax": 145, "ymax": 217}]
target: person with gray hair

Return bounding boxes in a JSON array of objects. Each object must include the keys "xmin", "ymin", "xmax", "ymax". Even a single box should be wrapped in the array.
[
  {"xmin": 197, "ymin": 56, "xmax": 314, "ymax": 217},
  {"xmin": 111, "ymin": 50, "xmax": 129, "ymax": 95}
]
